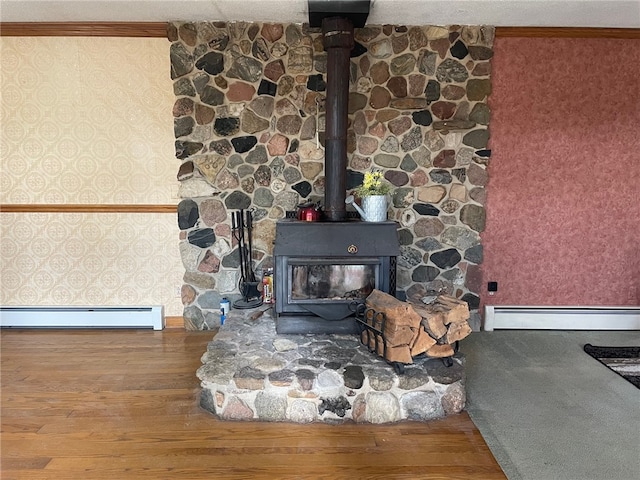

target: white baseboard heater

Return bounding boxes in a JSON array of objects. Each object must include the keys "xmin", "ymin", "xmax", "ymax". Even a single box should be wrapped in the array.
[
  {"xmin": 484, "ymin": 305, "xmax": 640, "ymax": 331},
  {"xmin": 0, "ymin": 306, "xmax": 164, "ymax": 330}
]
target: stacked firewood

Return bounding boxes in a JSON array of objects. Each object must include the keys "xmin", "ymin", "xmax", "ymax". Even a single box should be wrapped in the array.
[{"xmin": 360, "ymin": 289, "xmax": 472, "ymax": 364}]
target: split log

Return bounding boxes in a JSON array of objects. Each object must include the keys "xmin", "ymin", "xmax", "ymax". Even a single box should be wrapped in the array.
[
  {"xmin": 359, "ymin": 304, "xmax": 416, "ymax": 347},
  {"xmin": 411, "ymin": 303, "xmax": 448, "ymax": 339},
  {"xmin": 409, "ymin": 328, "xmax": 438, "ymax": 357},
  {"xmin": 383, "ymin": 325, "xmax": 417, "ymax": 347},
  {"xmin": 432, "ymin": 295, "xmax": 469, "ymax": 325},
  {"xmin": 362, "ymin": 327, "xmax": 417, "ymax": 348},
  {"xmin": 384, "ymin": 344, "xmax": 413, "ymax": 364},
  {"xmin": 365, "ymin": 290, "xmax": 422, "ymax": 330},
  {"xmin": 425, "ymin": 343, "xmax": 455, "ymax": 358},
  {"xmin": 362, "ymin": 329, "xmax": 412, "ymax": 363},
  {"xmin": 445, "ymin": 321, "xmax": 472, "ymax": 344}
]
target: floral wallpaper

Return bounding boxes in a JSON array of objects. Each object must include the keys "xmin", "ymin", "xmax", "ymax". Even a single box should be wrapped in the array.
[
  {"xmin": 0, "ymin": 37, "xmax": 183, "ymax": 316},
  {"xmin": 482, "ymin": 37, "xmax": 640, "ymax": 307}
]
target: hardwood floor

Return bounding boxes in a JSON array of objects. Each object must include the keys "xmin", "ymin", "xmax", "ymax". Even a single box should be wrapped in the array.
[{"xmin": 1, "ymin": 328, "xmax": 505, "ymax": 479}]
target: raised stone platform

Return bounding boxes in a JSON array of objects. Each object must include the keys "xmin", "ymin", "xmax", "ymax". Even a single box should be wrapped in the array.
[{"xmin": 197, "ymin": 307, "xmax": 466, "ymax": 423}]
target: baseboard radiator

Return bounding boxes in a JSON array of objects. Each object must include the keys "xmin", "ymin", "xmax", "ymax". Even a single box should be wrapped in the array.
[
  {"xmin": 484, "ymin": 306, "xmax": 640, "ymax": 331},
  {"xmin": 0, "ymin": 306, "xmax": 164, "ymax": 330}
]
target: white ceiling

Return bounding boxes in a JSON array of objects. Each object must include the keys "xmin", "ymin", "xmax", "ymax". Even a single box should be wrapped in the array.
[{"xmin": 0, "ymin": 0, "xmax": 639, "ymax": 28}]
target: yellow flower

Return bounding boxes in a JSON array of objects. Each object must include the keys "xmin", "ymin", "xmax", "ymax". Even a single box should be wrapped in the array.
[{"xmin": 355, "ymin": 170, "xmax": 391, "ymax": 196}]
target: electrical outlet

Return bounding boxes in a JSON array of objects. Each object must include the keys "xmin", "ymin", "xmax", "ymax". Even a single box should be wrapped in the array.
[
  {"xmin": 488, "ymin": 281, "xmax": 498, "ymax": 296},
  {"xmin": 174, "ymin": 286, "xmax": 182, "ymax": 298}
]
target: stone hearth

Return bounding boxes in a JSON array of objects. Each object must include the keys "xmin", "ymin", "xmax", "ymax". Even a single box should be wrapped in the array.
[{"xmin": 197, "ymin": 307, "xmax": 466, "ymax": 423}]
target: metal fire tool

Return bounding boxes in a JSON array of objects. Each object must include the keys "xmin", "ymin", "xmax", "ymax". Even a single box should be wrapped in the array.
[{"xmin": 232, "ymin": 209, "xmax": 262, "ymax": 309}]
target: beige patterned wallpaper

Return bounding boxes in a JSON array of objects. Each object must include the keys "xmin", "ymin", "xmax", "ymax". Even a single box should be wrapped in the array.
[
  {"xmin": 0, "ymin": 37, "xmax": 183, "ymax": 317},
  {"xmin": 1, "ymin": 213, "xmax": 183, "ymax": 313}
]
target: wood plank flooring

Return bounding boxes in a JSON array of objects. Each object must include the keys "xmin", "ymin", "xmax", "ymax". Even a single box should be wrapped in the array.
[{"xmin": 1, "ymin": 328, "xmax": 506, "ymax": 479}]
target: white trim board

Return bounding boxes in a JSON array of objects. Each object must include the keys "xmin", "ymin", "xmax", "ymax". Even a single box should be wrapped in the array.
[
  {"xmin": 484, "ymin": 306, "xmax": 640, "ymax": 331},
  {"xmin": 0, "ymin": 306, "xmax": 164, "ymax": 330}
]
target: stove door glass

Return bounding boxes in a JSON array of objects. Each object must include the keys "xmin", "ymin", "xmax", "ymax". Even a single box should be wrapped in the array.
[{"xmin": 289, "ymin": 261, "xmax": 377, "ymax": 302}]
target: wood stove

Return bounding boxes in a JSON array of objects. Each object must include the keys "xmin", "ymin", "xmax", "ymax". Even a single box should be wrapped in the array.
[
  {"xmin": 274, "ymin": 220, "xmax": 399, "ymax": 334},
  {"xmin": 272, "ymin": 2, "xmax": 392, "ymax": 335}
]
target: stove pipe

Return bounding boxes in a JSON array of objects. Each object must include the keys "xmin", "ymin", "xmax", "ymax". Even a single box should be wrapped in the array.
[{"xmin": 322, "ymin": 16, "xmax": 354, "ymax": 222}]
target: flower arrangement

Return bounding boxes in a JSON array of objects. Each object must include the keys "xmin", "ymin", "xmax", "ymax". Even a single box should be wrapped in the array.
[{"xmin": 354, "ymin": 169, "xmax": 391, "ymax": 197}]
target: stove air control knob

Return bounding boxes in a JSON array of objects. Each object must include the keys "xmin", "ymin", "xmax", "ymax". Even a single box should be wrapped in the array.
[{"xmin": 347, "ymin": 244, "xmax": 358, "ymax": 254}]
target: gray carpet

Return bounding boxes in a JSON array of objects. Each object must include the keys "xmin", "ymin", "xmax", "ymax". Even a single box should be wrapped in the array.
[{"xmin": 462, "ymin": 330, "xmax": 640, "ymax": 480}]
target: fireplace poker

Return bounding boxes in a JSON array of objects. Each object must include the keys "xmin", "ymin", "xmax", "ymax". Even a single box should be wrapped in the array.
[
  {"xmin": 246, "ymin": 210, "xmax": 256, "ymax": 282},
  {"xmin": 239, "ymin": 210, "xmax": 251, "ymax": 284},
  {"xmin": 238, "ymin": 210, "xmax": 246, "ymax": 283},
  {"xmin": 233, "ymin": 210, "xmax": 247, "ymax": 284}
]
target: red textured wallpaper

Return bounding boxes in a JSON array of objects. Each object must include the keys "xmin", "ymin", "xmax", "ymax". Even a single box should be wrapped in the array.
[{"xmin": 482, "ymin": 37, "xmax": 640, "ymax": 307}]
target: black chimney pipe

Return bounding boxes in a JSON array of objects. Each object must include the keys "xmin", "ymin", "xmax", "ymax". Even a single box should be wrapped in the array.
[
  {"xmin": 308, "ymin": 0, "xmax": 371, "ymax": 28},
  {"xmin": 322, "ymin": 16, "xmax": 354, "ymax": 222}
]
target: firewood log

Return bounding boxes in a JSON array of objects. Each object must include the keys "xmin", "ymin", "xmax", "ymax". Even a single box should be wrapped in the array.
[
  {"xmin": 426, "ymin": 343, "xmax": 455, "ymax": 358},
  {"xmin": 445, "ymin": 321, "xmax": 472, "ymax": 344},
  {"xmin": 383, "ymin": 325, "xmax": 416, "ymax": 347},
  {"xmin": 409, "ymin": 301, "xmax": 451, "ymax": 338},
  {"xmin": 384, "ymin": 344, "xmax": 413, "ymax": 364},
  {"xmin": 410, "ymin": 328, "xmax": 438, "ymax": 357},
  {"xmin": 434, "ymin": 295, "xmax": 469, "ymax": 325},
  {"xmin": 421, "ymin": 312, "xmax": 447, "ymax": 340},
  {"xmin": 365, "ymin": 290, "xmax": 422, "ymax": 330}
]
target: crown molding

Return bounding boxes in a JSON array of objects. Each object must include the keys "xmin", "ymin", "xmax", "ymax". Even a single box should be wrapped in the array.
[
  {"xmin": 495, "ymin": 27, "xmax": 640, "ymax": 38},
  {"xmin": 0, "ymin": 22, "xmax": 169, "ymax": 37},
  {"xmin": 2, "ymin": 23, "xmax": 639, "ymax": 39}
]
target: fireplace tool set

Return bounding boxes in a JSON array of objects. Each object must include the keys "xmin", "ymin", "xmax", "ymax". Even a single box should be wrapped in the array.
[{"xmin": 231, "ymin": 209, "xmax": 262, "ymax": 309}]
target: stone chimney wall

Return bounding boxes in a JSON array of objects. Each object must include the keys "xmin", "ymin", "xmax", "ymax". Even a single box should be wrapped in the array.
[{"xmin": 168, "ymin": 22, "xmax": 493, "ymax": 330}]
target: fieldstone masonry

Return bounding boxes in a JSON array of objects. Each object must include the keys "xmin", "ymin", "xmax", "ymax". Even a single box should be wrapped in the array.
[
  {"xmin": 197, "ymin": 307, "xmax": 466, "ymax": 423},
  {"xmin": 169, "ymin": 22, "xmax": 494, "ymax": 330}
]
